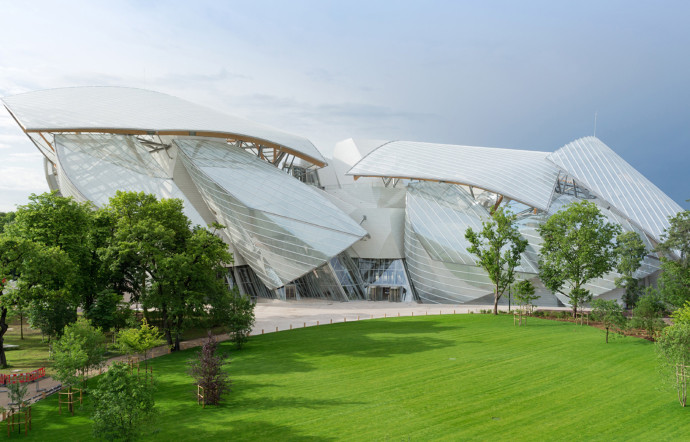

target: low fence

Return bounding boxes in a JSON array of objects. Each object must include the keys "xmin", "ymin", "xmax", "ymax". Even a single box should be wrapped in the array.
[{"xmin": 1, "ymin": 368, "xmax": 46, "ymax": 385}]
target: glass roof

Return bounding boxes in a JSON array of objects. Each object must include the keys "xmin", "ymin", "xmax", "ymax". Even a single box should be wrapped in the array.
[
  {"xmin": 176, "ymin": 139, "xmax": 367, "ymax": 289},
  {"xmin": 55, "ymin": 134, "xmax": 207, "ymax": 227},
  {"xmin": 347, "ymin": 140, "xmax": 560, "ymax": 210},
  {"xmin": 547, "ymin": 136, "xmax": 683, "ymax": 243}
]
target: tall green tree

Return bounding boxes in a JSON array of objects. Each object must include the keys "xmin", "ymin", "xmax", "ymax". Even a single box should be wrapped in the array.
[
  {"xmin": 465, "ymin": 208, "xmax": 528, "ymax": 315},
  {"xmin": 8, "ymin": 192, "xmax": 111, "ymax": 316},
  {"xmin": 656, "ymin": 210, "xmax": 690, "ymax": 308},
  {"xmin": 538, "ymin": 201, "xmax": 621, "ymax": 317},
  {"xmin": 615, "ymin": 231, "xmax": 647, "ymax": 309},
  {"xmin": 101, "ymin": 192, "xmax": 233, "ymax": 351},
  {"xmin": 0, "ymin": 236, "xmax": 74, "ymax": 366}
]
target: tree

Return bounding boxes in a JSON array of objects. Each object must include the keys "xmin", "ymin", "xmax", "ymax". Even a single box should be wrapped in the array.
[
  {"xmin": 62, "ymin": 317, "xmax": 107, "ymax": 386},
  {"xmin": 631, "ymin": 290, "xmax": 666, "ymax": 338},
  {"xmin": 91, "ymin": 362, "xmax": 156, "ymax": 441},
  {"xmin": 0, "ymin": 211, "xmax": 16, "ymax": 233},
  {"xmin": 115, "ymin": 319, "xmax": 165, "ymax": 368},
  {"xmin": 465, "ymin": 208, "xmax": 528, "ymax": 315},
  {"xmin": 86, "ymin": 290, "xmax": 131, "ymax": 333},
  {"xmin": 656, "ymin": 210, "xmax": 690, "ymax": 308},
  {"xmin": 7, "ymin": 381, "xmax": 29, "ymax": 434},
  {"xmin": 0, "ymin": 236, "xmax": 73, "ymax": 367},
  {"xmin": 102, "ymin": 192, "xmax": 233, "ymax": 351},
  {"xmin": 50, "ymin": 328, "xmax": 88, "ymax": 413},
  {"xmin": 671, "ymin": 301, "xmax": 690, "ymax": 325},
  {"xmin": 512, "ymin": 280, "xmax": 537, "ymax": 326},
  {"xmin": 538, "ymin": 200, "xmax": 621, "ymax": 317},
  {"xmin": 656, "ymin": 323, "xmax": 690, "ymax": 407},
  {"xmin": 615, "ymin": 231, "xmax": 647, "ymax": 309},
  {"xmin": 188, "ymin": 331, "xmax": 231, "ymax": 406},
  {"xmin": 8, "ymin": 192, "xmax": 108, "ymax": 315},
  {"xmin": 513, "ymin": 280, "xmax": 538, "ymax": 307},
  {"xmin": 227, "ymin": 291, "xmax": 256, "ymax": 349},
  {"xmin": 591, "ymin": 299, "xmax": 627, "ymax": 343}
]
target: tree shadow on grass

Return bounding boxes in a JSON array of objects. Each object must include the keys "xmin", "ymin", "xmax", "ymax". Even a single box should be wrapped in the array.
[{"xmin": 221, "ymin": 318, "xmax": 460, "ymax": 376}]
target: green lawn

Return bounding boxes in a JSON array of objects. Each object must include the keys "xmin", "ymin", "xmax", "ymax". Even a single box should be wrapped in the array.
[
  {"xmin": 1, "ymin": 320, "xmax": 52, "ymax": 374},
  {"xmin": 10, "ymin": 314, "xmax": 690, "ymax": 441}
]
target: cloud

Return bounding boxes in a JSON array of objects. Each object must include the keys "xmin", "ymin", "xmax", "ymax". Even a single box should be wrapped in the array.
[{"xmin": 0, "ymin": 166, "xmax": 47, "ymax": 191}]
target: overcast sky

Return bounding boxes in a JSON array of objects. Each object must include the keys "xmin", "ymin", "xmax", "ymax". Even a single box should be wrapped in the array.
[{"xmin": 0, "ymin": 0, "xmax": 688, "ymax": 212}]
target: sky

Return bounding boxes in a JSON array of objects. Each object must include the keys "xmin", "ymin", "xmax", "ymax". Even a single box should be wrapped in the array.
[{"xmin": 0, "ymin": 0, "xmax": 688, "ymax": 212}]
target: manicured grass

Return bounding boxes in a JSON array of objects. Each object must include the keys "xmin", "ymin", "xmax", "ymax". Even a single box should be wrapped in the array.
[
  {"xmin": 0, "ymin": 320, "xmax": 52, "ymax": 374},
  {"xmin": 11, "ymin": 315, "xmax": 690, "ymax": 440}
]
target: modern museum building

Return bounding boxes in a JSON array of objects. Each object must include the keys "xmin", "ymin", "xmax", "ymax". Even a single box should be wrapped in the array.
[{"xmin": 2, "ymin": 87, "xmax": 683, "ymax": 307}]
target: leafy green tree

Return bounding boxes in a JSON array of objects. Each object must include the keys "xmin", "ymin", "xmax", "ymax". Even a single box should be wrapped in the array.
[
  {"xmin": 591, "ymin": 299, "xmax": 628, "ymax": 343},
  {"xmin": 91, "ymin": 362, "xmax": 156, "ymax": 441},
  {"xmin": 227, "ymin": 292, "xmax": 256, "ymax": 349},
  {"xmin": 538, "ymin": 200, "xmax": 621, "ymax": 317},
  {"xmin": 86, "ymin": 290, "xmax": 131, "ymax": 333},
  {"xmin": 115, "ymin": 319, "xmax": 165, "ymax": 368},
  {"xmin": 0, "ymin": 237, "xmax": 31, "ymax": 368},
  {"xmin": 615, "ymin": 231, "xmax": 647, "ymax": 309},
  {"xmin": 188, "ymin": 331, "xmax": 231, "ymax": 405},
  {"xmin": 512, "ymin": 280, "xmax": 537, "ymax": 326},
  {"xmin": 656, "ymin": 323, "xmax": 690, "ymax": 407},
  {"xmin": 62, "ymin": 317, "xmax": 107, "ymax": 386},
  {"xmin": 632, "ymin": 290, "xmax": 666, "ymax": 338},
  {"xmin": 8, "ymin": 192, "xmax": 108, "ymax": 315},
  {"xmin": 0, "ymin": 212, "xmax": 15, "ymax": 233},
  {"xmin": 102, "ymin": 192, "xmax": 233, "ymax": 351},
  {"xmin": 51, "ymin": 328, "xmax": 88, "ymax": 412},
  {"xmin": 465, "ymin": 208, "xmax": 528, "ymax": 315},
  {"xmin": 655, "ymin": 210, "xmax": 690, "ymax": 308},
  {"xmin": 671, "ymin": 301, "xmax": 690, "ymax": 325},
  {"xmin": 0, "ymin": 236, "xmax": 74, "ymax": 366},
  {"xmin": 513, "ymin": 280, "xmax": 538, "ymax": 307}
]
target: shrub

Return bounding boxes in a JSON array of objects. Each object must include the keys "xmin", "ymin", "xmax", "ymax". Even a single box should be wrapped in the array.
[
  {"xmin": 91, "ymin": 362, "xmax": 156, "ymax": 441},
  {"xmin": 632, "ymin": 291, "xmax": 666, "ymax": 338},
  {"xmin": 656, "ymin": 323, "xmax": 690, "ymax": 407}
]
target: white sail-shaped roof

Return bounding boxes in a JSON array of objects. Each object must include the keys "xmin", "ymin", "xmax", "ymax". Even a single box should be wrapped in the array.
[
  {"xmin": 175, "ymin": 138, "xmax": 367, "ymax": 289},
  {"xmin": 547, "ymin": 136, "xmax": 683, "ymax": 242},
  {"xmin": 347, "ymin": 140, "xmax": 560, "ymax": 210},
  {"xmin": 2, "ymin": 87, "xmax": 325, "ymax": 166}
]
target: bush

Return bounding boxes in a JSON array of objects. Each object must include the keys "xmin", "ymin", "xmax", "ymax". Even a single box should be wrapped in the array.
[
  {"xmin": 91, "ymin": 362, "xmax": 156, "ymax": 441},
  {"xmin": 632, "ymin": 291, "xmax": 666, "ymax": 338},
  {"xmin": 656, "ymin": 323, "xmax": 690, "ymax": 407}
]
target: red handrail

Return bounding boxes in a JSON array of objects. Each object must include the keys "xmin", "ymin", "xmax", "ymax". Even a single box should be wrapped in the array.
[{"xmin": 1, "ymin": 367, "xmax": 45, "ymax": 384}]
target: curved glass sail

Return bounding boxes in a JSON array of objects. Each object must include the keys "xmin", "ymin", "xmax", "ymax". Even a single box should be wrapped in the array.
[
  {"xmin": 55, "ymin": 134, "xmax": 207, "ymax": 226},
  {"xmin": 176, "ymin": 139, "xmax": 367, "ymax": 289},
  {"xmin": 547, "ymin": 136, "xmax": 683, "ymax": 243}
]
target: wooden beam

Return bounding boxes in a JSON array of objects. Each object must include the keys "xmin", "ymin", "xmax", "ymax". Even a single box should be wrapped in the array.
[{"xmin": 24, "ymin": 128, "xmax": 327, "ymax": 167}]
